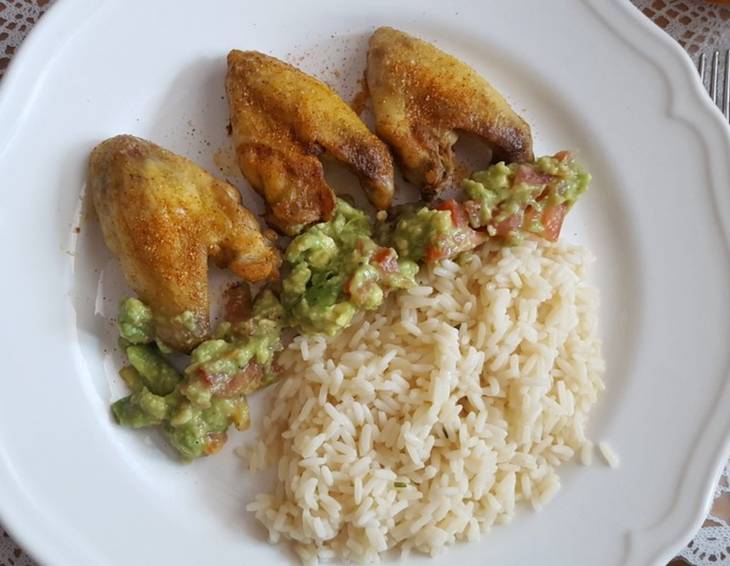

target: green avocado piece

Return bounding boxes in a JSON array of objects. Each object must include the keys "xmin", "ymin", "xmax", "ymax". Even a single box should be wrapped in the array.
[
  {"xmin": 125, "ymin": 344, "xmax": 181, "ymax": 396},
  {"xmin": 112, "ymin": 387, "xmax": 168, "ymax": 428},
  {"xmin": 117, "ymin": 297, "xmax": 154, "ymax": 344}
]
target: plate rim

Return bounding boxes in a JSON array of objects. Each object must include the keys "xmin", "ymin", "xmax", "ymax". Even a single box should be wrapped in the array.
[{"xmin": 589, "ymin": 1, "xmax": 730, "ymax": 563}]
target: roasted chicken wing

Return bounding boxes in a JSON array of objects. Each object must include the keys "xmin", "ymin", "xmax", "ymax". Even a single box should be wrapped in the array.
[
  {"xmin": 226, "ymin": 50, "xmax": 395, "ymax": 235},
  {"xmin": 89, "ymin": 135, "xmax": 281, "ymax": 352},
  {"xmin": 367, "ymin": 27, "xmax": 534, "ymax": 198}
]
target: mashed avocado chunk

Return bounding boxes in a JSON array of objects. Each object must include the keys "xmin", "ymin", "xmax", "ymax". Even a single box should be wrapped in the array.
[
  {"xmin": 163, "ymin": 394, "xmax": 249, "ymax": 460},
  {"xmin": 112, "ymin": 291, "xmax": 283, "ymax": 460},
  {"xmin": 117, "ymin": 298, "xmax": 154, "ymax": 344},
  {"xmin": 462, "ymin": 151, "xmax": 590, "ymax": 242},
  {"xmin": 282, "ymin": 199, "xmax": 418, "ymax": 335},
  {"xmin": 112, "ymin": 386, "xmax": 169, "ymax": 428},
  {"xmin": 124, "ymin": 344, "xmax": 181, "ymax": 395}
]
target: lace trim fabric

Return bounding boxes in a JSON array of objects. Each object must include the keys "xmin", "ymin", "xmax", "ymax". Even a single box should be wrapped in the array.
[
  {"xmin": 633, "ymin": 0, "xmax": 730, "ymax": 55},
  {"xmin": 680, "ymin": 466, "xmax": 730, "ymax": 565},
  {"xmin": 0, "ymin": 0, "xmax": 50, "ymax": 78},
  {"xmin": 0, "ymin": 531, "xmax": 34, "ymax": 566},
  {"xmin": 0, "ymin": 0, "xmax": 729, "ymax": 565}
]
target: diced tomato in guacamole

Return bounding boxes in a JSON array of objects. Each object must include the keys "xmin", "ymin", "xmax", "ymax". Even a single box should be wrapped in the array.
[{"xmin": 462, "ymin": 152, "xmax": 590, "ymax": 244}]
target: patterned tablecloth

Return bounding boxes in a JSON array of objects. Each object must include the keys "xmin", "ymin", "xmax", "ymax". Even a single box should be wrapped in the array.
[{"xmin": 1, "ymin": 0, "xmax": 729, "ymax": 564}]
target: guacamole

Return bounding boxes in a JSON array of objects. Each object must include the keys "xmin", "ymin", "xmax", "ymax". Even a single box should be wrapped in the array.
[
  {"xmin": 281, "ymin": 199, "xmax": 418, "ymax": 335},
  {"xmin": 384, "ymin": 202, "xmax": 487, "ymax": 264},
  {"xmin": 112, "ymin": 291, "xmax": 284, "ymax": 460},
  {"xmin": 181, "ymin": 290, "xmax": 284, "ymax": 409},
  {"xmin": 462, "ymin": 151, "xmax": 590, "ymax": 243}
]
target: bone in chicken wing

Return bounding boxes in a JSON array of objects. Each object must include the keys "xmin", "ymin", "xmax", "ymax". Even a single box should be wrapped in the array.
[
  {"xmin": 88, "ymin": 135, "xmax": 281, "ymax": 352},
  {"xmin": 367, "ymin": 27, "xmax": 534, "ymax": 198},
  {"xmin": 226, "ymin": 50, "xmax": 395, "ymax": 235}
]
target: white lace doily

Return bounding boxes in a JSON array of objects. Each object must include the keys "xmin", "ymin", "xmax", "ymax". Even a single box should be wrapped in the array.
[
  {"xmin": 679, "ymin": 466, "xmax": 730, "ymax": 565},
  {"xmin": 633, "ymin": 0, "xmax": 730, "ymax": 55},
  {"xmin": 1, "ymin": 1, "xmax": 729, "ymax": 565},
  {"xmin": 0, "ymin": 1, "xmax": 50, "ymax": 77}
]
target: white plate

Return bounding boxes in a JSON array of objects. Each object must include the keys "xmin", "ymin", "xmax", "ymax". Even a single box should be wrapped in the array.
[{"xmin": 1, "ymin": 0, "xmax": 730, "ymax": 564}]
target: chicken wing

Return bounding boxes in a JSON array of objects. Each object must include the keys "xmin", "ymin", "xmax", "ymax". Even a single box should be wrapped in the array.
[
  {"xmin": 88, "ymin": 135, "xmax": 281, "ymax": 352},
  {"xmin": 226, "ymin": 50, "xmax": 395, "ymax": 235},
  {"xmin": 367, "ymin": 27, "xmax": 534, "ymax": 198}
]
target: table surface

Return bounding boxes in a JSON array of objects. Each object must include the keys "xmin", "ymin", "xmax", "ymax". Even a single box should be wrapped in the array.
[{"xmin": 1, "ymin": 0, "xmax": 729, "ymax": 565}]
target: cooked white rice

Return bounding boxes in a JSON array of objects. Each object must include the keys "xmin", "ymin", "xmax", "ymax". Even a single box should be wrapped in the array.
[
  {"xmin": 598, "ymin": 441, "xmax": 620, "ymax": 469},
  {"xmin": 244, "ymin": 238, "xmax": 605, "ymax": 564}
]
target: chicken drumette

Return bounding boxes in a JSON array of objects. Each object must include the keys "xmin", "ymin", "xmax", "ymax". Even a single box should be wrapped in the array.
[
  {"xmin": 226, "ymin": 50, "xmax": 395, "ymax": 235},
  {"xmin": 367, "ymin": 27, "xmax": 534, "ymax": 198},
  {"xmin": 88, "ymin": 135, "xmax": 281, "ymax": 352}
]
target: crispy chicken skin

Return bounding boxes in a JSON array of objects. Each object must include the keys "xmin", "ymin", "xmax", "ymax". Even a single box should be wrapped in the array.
[
  {"xmin": 367, "ymin": 27, "xmax": 534, "ymax": 198},
  {"xmin": 226, "ymin": 50, "xmax": 395, "ymax": 235},
  {"xmin": 88, "ymin": 135, "xmax": 281, "ymax": 352}
]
